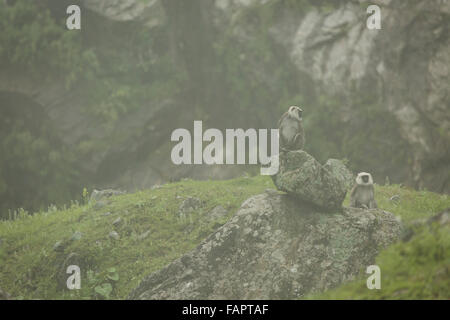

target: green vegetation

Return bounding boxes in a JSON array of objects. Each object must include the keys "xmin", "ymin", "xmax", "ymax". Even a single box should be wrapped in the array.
[
  {"xmin": 0, "ymin": 0, "xmax": 96, "ymax": 85},
  {"xmin": 0, "ymin": 176, "xmax": 272, "ymax": 299},
  {"xmin": 0, "ymin": 0, "xmax": 183, "ymax": 218},
  {"xmin": 0, "ymin": 1, "xmax": 97, "ymax": 217},
  {"xmin": 0, "ymin": 0, "xmax": 414, "ymax": 218},
  {"xmin": 347, "ymin": 184, "xmax": 449, "ymax": 224},
  {"xmin": 0, "ymin": 1, "xmax": 447, "ymax": 300},
  {"xmin": 310, "ymin": 223, "xmax": 449, "ymax": 299},
  {"xmin": 312, "ymin": 184, "xmax": 450, "ymax": 300},
  {"xmin": 0, "ymin": 177, "xmax": 449, "ymax": 300},
  {"xmin": 0, "ymin": 92, "xmax": 80, "ymax": 218}
]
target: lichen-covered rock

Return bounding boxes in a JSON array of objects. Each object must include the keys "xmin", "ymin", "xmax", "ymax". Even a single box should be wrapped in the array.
[
  {"xmin": 128, "ymin": 192, "xmax": 402, "ymax": 300},
  {"xmin": 178, "ymin": 197, "xmax": 203, "ymax": 218},
  {"xmin": 205, "ymin": 205, "xmax": 228, "ymax": 222},
  {"xmin": 323, "ymin": 159, "xmax": 355, "ymax": 192},
  {"xmin": 271, "ymin": 150, "xmax": 353, "ymax": 211},
  {"xmin": 89, "ymin": 189, "xmax": 125, "ymax": 204}
]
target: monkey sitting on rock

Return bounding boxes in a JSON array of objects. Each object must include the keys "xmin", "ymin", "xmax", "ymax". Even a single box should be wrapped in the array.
[
  {"xmin": 278, "ymin": 106, "xmax": 305, "ymax": 151},
  {"xmin": 350, "ymin": 172, "xmax": 377, "ymax": 209}
]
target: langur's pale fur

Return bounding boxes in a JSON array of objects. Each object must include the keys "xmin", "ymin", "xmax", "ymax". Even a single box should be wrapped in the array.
[
  {"xmin": 278, "ymin": 106, "xmax": 305, "ymax": 151},
  {"xmin": 350, "ymin": 172, "xmax": 377, "ymax": 209}
]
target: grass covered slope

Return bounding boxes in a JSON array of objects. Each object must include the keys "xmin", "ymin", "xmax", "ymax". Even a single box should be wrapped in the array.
[
  {"xmin": 0, "ymin": 176, "xmax": 272, "ymax": 299},
  {"xmin": 0, "ymin": 177, "xmax": 449, "ymax": 300},
  {"xmin": 314, "ymin": 185, "xmax": 450, "ymax": 300},
  {"xmin": 310, "ymin": 222, "xmax": 449, "ymax": 300}
]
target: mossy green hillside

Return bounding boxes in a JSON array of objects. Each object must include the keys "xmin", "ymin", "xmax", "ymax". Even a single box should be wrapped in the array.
[
  {"xmin": 0, "ymin": 176, "xmax": 272, "ymax": 299},
  {"xmin": 345, "ymin": 184, "xmax": 450, "ymax": 224},
  {"xmin": 0, "ymin": 177, "xmax": 449, "ymax": 300},
  {"xmin": 313, "ymin": 184, "xmax": 450, "ymax": 300},
  {"xmin": 310, "ymin": 222, "xmax": 449, "ymax": 300}
]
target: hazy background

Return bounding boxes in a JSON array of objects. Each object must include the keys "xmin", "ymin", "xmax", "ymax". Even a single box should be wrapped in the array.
[{"xmin": 0, "ymin": 0, "xmax": 449, "ymax": 218}]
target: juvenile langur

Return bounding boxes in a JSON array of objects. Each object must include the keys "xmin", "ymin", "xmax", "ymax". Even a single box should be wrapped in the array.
[
  {"xmin": 278, "ymin": 106, "xmax": 305, "ymax": 151},
  {"xmin": 350, "ymin": 172, "xmax": 377, "ymax": 209}
]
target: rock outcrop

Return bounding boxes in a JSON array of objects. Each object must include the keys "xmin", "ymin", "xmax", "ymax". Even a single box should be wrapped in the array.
[
  {"xmin": 2, "ymin": 0, "xmax": 448, "ymax": 217},
  {"xmin": 272, "ymin": 151, "xmax": 353, "ymax": 210},
  {"xmin": 129, "ymin": 192, "xmax": 402, "ymax": 300},
  {"xmin": 212, "ymin": 0, "xmax": 450, "ymax": 192},
  {"xmin": 89, "ymin": 189, "xmax": 126, "ymax": 203}
]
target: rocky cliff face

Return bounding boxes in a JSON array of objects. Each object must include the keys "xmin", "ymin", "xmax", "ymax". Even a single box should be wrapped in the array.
[
  {"xmin": 210, "ymin": 0, "xmax": 450, "ymax": 191},
  {"xmin": 58, "ymin": 0, "xmax": 450, "ymax": 192},
  {"xmin": 1, "ymin": 0, "xmax": 448, "ymax": 214},
  {"xmin": 286, "ymin": 0, "xmax": 450, "ymax": 192},
  {"xmin": 89, "ymin": 0, "xmax": 450, "ymax": 192},
  {"xmin": 128, "ymin": 191, "xmax": 402, "ymax": 299}
]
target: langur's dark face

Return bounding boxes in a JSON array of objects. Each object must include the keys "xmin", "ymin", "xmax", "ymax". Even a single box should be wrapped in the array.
[
  {"xmin": 289, "ymin": 106, "xmax": 303, "ymax": 120},
  {"xmin": 361, "ymin": 175, "xmax": 369, "ymax": 183}
]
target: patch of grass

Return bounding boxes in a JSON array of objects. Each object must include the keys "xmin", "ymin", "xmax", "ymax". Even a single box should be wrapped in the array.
[
  {"xmin": 314, "ymin": 184, "xmax": 450, "ymax": 300},
  {"xmin": 308, "ymin": 223, "xmax": 449, "ymax": 300},
  {"xmin": 0, "ymin": 176, "xmax": 273, "ymax": 299},
  {"xmin": 0, "ymin": 177, "xmax": 448, "ymax": 300},
  {"xmin": 343, "ymin": 184, "xmax": 450, "ymax": 223}
]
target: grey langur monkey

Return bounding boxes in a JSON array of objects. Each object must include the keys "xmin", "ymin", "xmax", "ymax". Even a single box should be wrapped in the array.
[
  {"xmin": 278, "ymin": 106, "xmax": 305, "ymax": 151},
  {"xmin": 350, "ymin": 172, "xmax": 377, "ymax": 209}
]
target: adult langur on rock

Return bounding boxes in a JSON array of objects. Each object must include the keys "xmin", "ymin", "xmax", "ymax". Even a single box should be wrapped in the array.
[
  {"xmin": 278, "ymin": 106, "xmax": 305, "ymax": 151},
  {"xmin": 350, "ymin": 172, "xmax": 378, "ymax": 209}
]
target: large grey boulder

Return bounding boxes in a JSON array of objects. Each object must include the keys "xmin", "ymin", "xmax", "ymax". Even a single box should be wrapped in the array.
[
  {"xmin": 272, "ymin": 150, "xmax": 353, "ymax": 211},
  {"xmin": 128, "ymin": 192, "xmax": 402, "ymax": 300}
]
